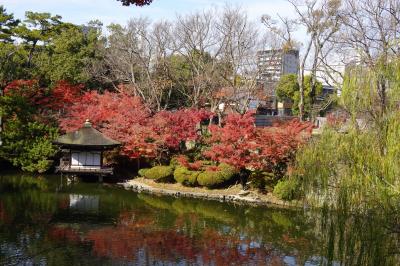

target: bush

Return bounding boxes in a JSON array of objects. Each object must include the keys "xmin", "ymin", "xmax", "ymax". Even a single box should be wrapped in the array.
[
  {"xmin": 273, "ymin": 178, "xmax": 300, "ymax": 201},
  {"xmin": 142, "ymin": 166, "xmax": 174, "ymax": 182},
  {"xmin": 247, "ymin": 171, "xmax": 275, "ymax": 192},
  {"xmin": 138, "ymin": 168, "xmax": 149, "ymax": 177},
  {"xmin": 173, "ymin": 166, "xmax": 200, "ymax": 186},
  {"xmin": 197, "ymin": 163, "xmax": 237, "ymax": 188}
]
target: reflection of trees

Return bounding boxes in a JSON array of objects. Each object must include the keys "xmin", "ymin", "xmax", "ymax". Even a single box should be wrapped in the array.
[
  {"xmin": 137, "ymin": 195, "xmax": 400, "ymax": 265},
  {"xmin": 138, "ymin": 194, "xmax": 318, "ymax": 259},
  {"xmin": 314, "ymin": 209, "xmax": 400, "ymax": 266},
  {"xmin": 0, "ymin": 173, "xmax": 400, "ymax": 265},
  {"xmin": 0, "ymin": 201, "xmax": 10, "ymax": 224},
  {"xmin": 83, "ymin": 220, "xmax": 278, "ymax": 265}
]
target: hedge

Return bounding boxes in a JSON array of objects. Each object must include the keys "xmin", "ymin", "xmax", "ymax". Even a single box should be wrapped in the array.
[
  {"xmin": 173, "ymin": 166, "xmax": 200, "ymax": 186},
  {"xmin": 197, "ymin": 163, "xmax": 237, "ymax": 188},
  {"xmin": 141, "ymin": 166, "xmax": 174, "ymax": 182},
  {"xmin": 138, "ymin": 168, "xmax": 149, "ymax": 177}
]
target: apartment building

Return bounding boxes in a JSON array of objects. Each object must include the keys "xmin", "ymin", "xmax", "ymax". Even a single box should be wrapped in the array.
[{"xmin": 256, "ymin": 49, "xmax": 299, "ymax": 115}]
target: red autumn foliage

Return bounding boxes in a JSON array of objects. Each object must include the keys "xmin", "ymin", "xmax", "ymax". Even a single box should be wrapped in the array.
[
  {"xmin": 151, "ymin": 109, "xmax": 211, "ymax": 151},
  {"xmin": 4, "ymin": 80, "xmax": 83, "ymax": 116},
  {"xmin": 59, "ymin": 90, "xmax": 155, "ymax": 158},
  {"xmin": 59, "ymin": 90, "xmax": 212, "ymax": 159},
  {"xmin": 4, "ymin": 80, "xmax": 48, "ymax": 107},
  {"xmin": 175, "ymin": 155, "xmax": 204, "ymax": 170},
  {"xmin": 203, "ymin": 113, "xmax": 313, "ymax": 172},
  {"xmin": 326, "ymin": 112, "xmax": 348, "ymax": 129},
  {"xmin": 205, "ymin": 165, "xmax": 220, "ymax": 172},
  {"xmin": 118, "ymin": 0, "xmax": 153, "ymax": 6},
  {"xmin": 6, "ymin": 79, "xmax": 311, "ymax": 172},
  {"xmin": 203, "ymin": 112, "xmax": 258, "ymax": 171},
  {"xmin": 47, "ymin": 81, "xmax": 84, "ymax": 111}
]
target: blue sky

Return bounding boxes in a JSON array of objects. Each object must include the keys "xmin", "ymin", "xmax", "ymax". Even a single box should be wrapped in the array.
[{"xmin": 3, "ymin": 0, "xmax": 295, "ymax": 27}]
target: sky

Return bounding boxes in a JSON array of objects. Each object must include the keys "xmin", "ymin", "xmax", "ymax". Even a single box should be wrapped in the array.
[{"xmin": 2, "ymin": 0, "xmax": 296, "ymax": 29}]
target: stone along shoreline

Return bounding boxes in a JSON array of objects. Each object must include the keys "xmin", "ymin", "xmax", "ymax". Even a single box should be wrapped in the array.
[{"xmin": 118, "ymin": 177, "xmax": 300, "ymax": 208}]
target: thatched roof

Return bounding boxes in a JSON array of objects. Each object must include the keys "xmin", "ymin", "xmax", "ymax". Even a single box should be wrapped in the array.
[{"xmin": 53, "ymin": 120, "xmax": 120, "ymax": 149}]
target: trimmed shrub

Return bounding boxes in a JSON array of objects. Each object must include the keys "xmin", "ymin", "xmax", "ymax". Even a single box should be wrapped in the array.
[
  {"xmin": 247, "ymin": 172, "xmax": 274, "ymax": 191},
  {"xmin": 273, "ymin": 178, "xmax": 300, "ymax": 201},
  {"xmin": 142, "ymin": 166, "xmax": 174, "ymax": 182},
  {"xmin": 173, "ymin": 166, "xmax": 200, "ymax": 186},
  {"xmin": 197, "ymin": 163, "xmax": 237, "ymax": 188},
  {"xmin": 169, "ymin": 157, "xmax": 180, "ymax": 168},
  {"xmin": 138, "ymin": 168, "xmax": 149, "ymax": 177}
]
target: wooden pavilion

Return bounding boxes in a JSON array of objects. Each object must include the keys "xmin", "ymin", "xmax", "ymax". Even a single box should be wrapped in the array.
[{"xmin": 53, "ymin": 120, "xmax": 121, "ymax": 178}]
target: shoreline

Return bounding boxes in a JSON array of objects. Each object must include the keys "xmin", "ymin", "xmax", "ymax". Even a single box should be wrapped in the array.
[{"xmin": 118, "ymin": 177, "xmax": 301, "ymax": 208}]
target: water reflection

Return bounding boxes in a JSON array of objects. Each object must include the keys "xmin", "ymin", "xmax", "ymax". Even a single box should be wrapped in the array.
[
  {"xmin": 0, "ymin": 172, "xmax": 399, "ymax": 265},
  {"xmin": 69, "ymin": 194, "xmax": 99, "ymax": 212}
]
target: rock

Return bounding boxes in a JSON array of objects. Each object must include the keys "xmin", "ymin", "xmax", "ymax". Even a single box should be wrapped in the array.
[{"xmin": 238, "ymin": 190, "xmax": 250, "ymax": 197}]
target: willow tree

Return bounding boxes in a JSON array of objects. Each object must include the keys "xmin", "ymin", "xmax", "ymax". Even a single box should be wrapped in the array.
[{"xmin": 291, "ymin": 59, "xmax": 400, "ymax": 209}]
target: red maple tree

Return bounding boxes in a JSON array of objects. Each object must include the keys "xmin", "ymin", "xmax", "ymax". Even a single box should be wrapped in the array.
[
  {"xmin": 59, "ymin": 90, "xmax": 212, "ymax": 160},
  {"xmin": 151, "ymin": 109, "xmax": 212, "ymax": 150},
  {"xmin": 117, "ymin": 0, "xmax": 153, "ymax": 6},
  {"xmin": 203, "ymin": 113, "xmax": 313, "ymax": 172},
  {"xmin": 4, "ymin": 80, "xmax": 83, "ymax": 115}
]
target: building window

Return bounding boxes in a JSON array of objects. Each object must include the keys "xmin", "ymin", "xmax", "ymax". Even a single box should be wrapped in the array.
[{"xmin": 71, "ymin": 151, "xmax": 101, "ymax": 167}]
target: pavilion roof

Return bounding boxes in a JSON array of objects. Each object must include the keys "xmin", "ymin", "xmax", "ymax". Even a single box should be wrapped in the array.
[{"xmin": 53, "ymin": 120, "xmax": 120, "ymax": 149}]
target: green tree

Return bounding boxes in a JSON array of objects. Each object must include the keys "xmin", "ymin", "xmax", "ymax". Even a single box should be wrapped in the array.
[
  {"xmin": 0, "ymin": 5, "xmax": 19, "ymax": 43},
  {"xmin": 14, "ymin": 12, "xmax": 62, "ymax": 68},
  {"xmin": 2, "ymin": 11, "xmax": 103, "ymax": 86},
  {"xmin": 38, "ymin": 23, "xmax": 102, "ymax": 85},
  {"xmin": 0, "ymin": 118, "xmax": 58, "ymax": 173},
  {"xmin": 290, "ymin": 59, "xmax": 400, "ymax": 209},
  {"xmin": 276, "ymin": 74, "xmax": 323, "ymax": 117},
  {"xmin": 0, "ymin": 81, "xmax": 58, "ymax": 173},
  {"xmin": 0, "ymin": 6, "xmax": 24, "ymax": 88}
]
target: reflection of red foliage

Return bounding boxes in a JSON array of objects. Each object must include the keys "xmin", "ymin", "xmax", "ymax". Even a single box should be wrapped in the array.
[
  {"xmin": 0, "ymin": 201, "xmax": 11, "ymax": 224},
  {"xmin": 43, "ymin": 211, "xmax": 284, "ymax": 265},
  {"xmin": 282, "ymin": 234, "xmax": 310, "ymax": 252},
  {"xmin": 58, "ymin": 197, "xmax": 70, "ymax": 210},
  {"xmin": 85, "ymin": 226, "xmax": 198, "ymax": 261},
  {"xmin": 118, "ymin": 211, "xmax": 154, "ymax": 228},
  {"xmin": 83, "ymin": 218, "xmax": 274, "ymax": 265},
  {"xmin": 199, "ymin": 229, "xmax": 273, "ymax": 265},
  {"xmin": 48, "ymin": 226, "xmax": 81, "ymax": 243}
]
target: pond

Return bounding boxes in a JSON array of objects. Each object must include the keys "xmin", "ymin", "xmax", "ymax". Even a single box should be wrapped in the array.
[{"xmin": 0, "ymin": 171, "xmax": 399, "ymax": 266}]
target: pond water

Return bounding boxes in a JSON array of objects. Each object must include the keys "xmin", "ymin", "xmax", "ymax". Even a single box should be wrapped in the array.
[{"xmin": 0, "ymin": 171, "xmax": 399, "ymax": 266}]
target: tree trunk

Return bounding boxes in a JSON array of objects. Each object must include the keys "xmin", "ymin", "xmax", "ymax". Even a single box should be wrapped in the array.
[
  {"xmin": 27, "ymin": 41, "xmax": 37, "ymax": 68},
  {"xmin": 298, "ymin": 75, "xmax": 305, "ymax": 121},
  {"xmin": 298, "ymin": 37, "xmax": 313, "ymax": 121}
]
